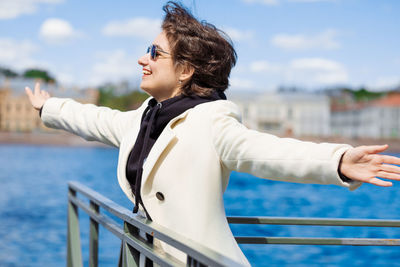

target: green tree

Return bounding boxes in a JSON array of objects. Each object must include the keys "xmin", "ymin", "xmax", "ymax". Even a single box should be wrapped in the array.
[
  {"xmin": 352, "ymin": 87, "xmax": 384, "ymax": 102},
  {"xmin": 0, "ymin": 66, "xmax": 18, "ymax": 78},
  {"xmin": 97, "ymin": 84, "xmax": 148, "ymax": 111},
  {"xmin": 23, "ymin": 68, "xmax": 56, "ymax": 83}
]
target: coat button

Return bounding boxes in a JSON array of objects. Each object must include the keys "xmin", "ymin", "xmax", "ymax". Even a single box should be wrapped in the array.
[{"xmin": 156, "ymin": 192, "xmax": 165, "ymax": 201}]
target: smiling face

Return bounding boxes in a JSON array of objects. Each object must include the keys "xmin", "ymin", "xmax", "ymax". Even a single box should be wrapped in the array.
[{"xmin": 138, "ymin": 31, "xmax": 182, "ymax": 102}]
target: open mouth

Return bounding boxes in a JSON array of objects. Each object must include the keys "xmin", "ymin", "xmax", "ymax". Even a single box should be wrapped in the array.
[{"xmin": 142, "ymin": 69, "xmax": 152, "ymax": 75}]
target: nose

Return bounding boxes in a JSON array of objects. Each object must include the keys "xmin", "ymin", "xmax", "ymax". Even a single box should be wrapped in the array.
[{"xmin": 138, "ymin": 53, "xmax": 149, "ymax": 66}]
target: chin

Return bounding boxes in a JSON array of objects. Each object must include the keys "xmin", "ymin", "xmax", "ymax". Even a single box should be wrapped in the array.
[
  {"xmin": 140, "ymin": 85, "xmax": 155, "ymax": 98},
  {"xmin": 139, "ymin": 82, "xmax": 150, "ymax": 92}
]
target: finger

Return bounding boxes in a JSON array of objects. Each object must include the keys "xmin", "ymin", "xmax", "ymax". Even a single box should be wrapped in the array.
[
  {"xmin": 34, "ymin": 82, "xmax": 40, "ymax": 95},
  {"xmin": 40, "ymin": 89, "xmax": 50, "ymax": 97},
  {"xmin": 376, "ymin": 171, "xmax": 400, "ymax": 180},
  {"xmin": 25, "ymin": 87, "xmax": 35, "ymax": 103},
  {"xmin": 25, "ymin": 86, "xmax": 33, "ymax": 97},
  {"xmin": 364, "ymin": 144, "xmax": 388, "ymax": 154},
  {"xmin": 380, "ymin": 163, "xmax": 400, "ymax": 173},
  {"xmin": 368, "ymin": 177, "xmax": 392, "ymax": 187},
  {"xmin": 381, "ymin": 155, "xmax": 400, "ymax": 165}
]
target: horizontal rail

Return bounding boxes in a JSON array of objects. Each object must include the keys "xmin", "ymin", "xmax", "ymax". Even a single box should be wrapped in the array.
[
  {"xmin": 68, "ymin": 181, "xmax": 243, "ymax": 267},
  {"xmin": 227, "ymin": 216, "xmax": 400, "ymax": 227},
  {"xmin": 68, "ymin": 194, "xmax": 183, "ymax": 266},
  {"xmin": 229, "ymin": 216, "xmax": 400, "ymax": 245},
  {"xmin": 235, "ymin": 237, "xmax": 400, "ymax": 245}
]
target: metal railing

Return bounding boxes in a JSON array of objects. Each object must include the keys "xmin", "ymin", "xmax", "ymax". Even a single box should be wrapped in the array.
[
  {"xmin": 67, "ymin": 181, "xmax": 400, "ymax": 266},
  {"xmin": 67, "ymin": 181, "xmax": 243, "ymax": 267},
  {"xmin": 228, "ymin": 216, "xmax": 400, "ymax": 246}
]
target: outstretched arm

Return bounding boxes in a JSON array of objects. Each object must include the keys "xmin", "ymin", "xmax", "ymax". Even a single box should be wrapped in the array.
[
  {"xmin": 210, "ymin": 100, "xmax": 360, "ymax": 189},
  {"xmin": 25, "ymin": 82, "xmax": 149, "ymax": 147},
  {"xmin": 340, "ymin": 144, "xmax": 400, "ymax": 187}
]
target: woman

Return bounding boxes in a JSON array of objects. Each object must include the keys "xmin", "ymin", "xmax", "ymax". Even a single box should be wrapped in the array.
[{"xmin": 25, "ymin": 2, "xmax": 400, "ymax": 266}]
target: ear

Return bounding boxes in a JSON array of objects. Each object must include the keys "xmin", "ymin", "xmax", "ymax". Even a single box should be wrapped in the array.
[{"xmin": 177, "ymin": 63, "xmax": 194, "ymax": 83}]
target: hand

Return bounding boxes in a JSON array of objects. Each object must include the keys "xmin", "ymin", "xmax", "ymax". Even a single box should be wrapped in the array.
[
  {"xmin": 340, "ymin": 144, "xmax": 400, "ymax": 187},
  {"xmin": 25, "ymin": 83, "xmax": 50, "ymax": 110}
]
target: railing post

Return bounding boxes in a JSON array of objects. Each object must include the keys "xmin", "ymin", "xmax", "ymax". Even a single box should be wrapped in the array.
[
  {"xmin": 122, "ymin": 222, "xmax": 140, "ymax": 267},
  {"xmin": 89, "ymin": 201, "xmax": 99, "ymax": 267},
  {"xmin": 67, "ymin": 187, "xmax": 83, "ymax": 267},
  {"xmin": 118, "ymin": 242, "xmax": 123, "ymax": 267},
  {"xmin": 187, "ymin": 256, "xmax": 207, "ymax": 267}
]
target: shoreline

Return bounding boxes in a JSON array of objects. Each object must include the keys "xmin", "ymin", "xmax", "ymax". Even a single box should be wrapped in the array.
[
  {"xmin": 0, "ymin": 131, "xmax": 109, "ymax": 148},
  {"xmin": 284, "ymin": 135, "xmax": 400, "ymax": 153},
  {"xmin": 2, "ymin": 131, "xmax": 400, "ymax": 152}
]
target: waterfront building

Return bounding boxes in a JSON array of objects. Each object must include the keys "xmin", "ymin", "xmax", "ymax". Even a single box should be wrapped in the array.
[
  {"xmin": 332, "ymin": 93, "xmax": 400, "ymax": 139},
  {"xmin": 0, "ymin": 77, "xmax": 98, "ymax": 133},
  {"xmin": 229, "ymin": 90, "xmax": 331, "ymax": 137}
]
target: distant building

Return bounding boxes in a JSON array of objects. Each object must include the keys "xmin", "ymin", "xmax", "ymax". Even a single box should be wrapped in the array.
[
  {"xmin": 0, "ymin": 77, "xmax": 98, "ymax": 133},
  {"xmin": 332, "ymin": 93, "xmax": 400, "ymax": 139},
  {"xmin": 230, "ymin": 88, "xmax": 400, "ymax": 139},
  {"xmin": 0, "ymin": 86, "xmax": 42, "ymax": 132},
  {"xmin": 229, "ymin": 91, "xmax": 331, "ymax": 137},
  {"xmin": 370, "ymin": 93, "xmax": 400, "ymax": 138}
]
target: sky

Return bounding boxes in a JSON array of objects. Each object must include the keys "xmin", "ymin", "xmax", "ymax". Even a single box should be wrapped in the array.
[{"xmin": 0, "ymin": 0, "xmax": 399, "ymax": 92}]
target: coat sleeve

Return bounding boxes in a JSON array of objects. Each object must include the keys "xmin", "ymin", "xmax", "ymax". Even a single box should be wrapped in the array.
[
  {"xmin": 40, "ymin": 97, "xmax": 149, "ymax": 147},
  {"xmin": 211, "ymin": 101, "xmax": 362, "ymax": 191}
]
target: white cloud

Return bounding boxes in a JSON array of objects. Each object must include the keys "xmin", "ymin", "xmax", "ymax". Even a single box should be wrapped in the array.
[
  {"xmin": 39, "ymin": 18, "xmax": 83, "ymax": 44},
  {"xmin": 223, "ymin": 27, "xmax": 254, "ymax": 42},
  {"xmin": 230, "ymin": 77, "xmax": 257, "ymax": 90},
  {"xmin": 236, "ymin": 58, "xmax": 347, "ymax": 90},
  {"xmin": 0, "ymin": 0, "xmax": 63, "ymax": 20},
  {"xmin": 240, "ymin": 57, "xmax": 349, "ymax": 89},
  {"xmin": 0, "ymin": 38, "xmax": 38, "ymax": 69},
  {"xmin": 242, "ymin": 0, "xmax": 336, "ymax": 5},
  {"xmin": 286, "ymin": 57, "xmax": 348, "ymax": 86},
  {"xmin": 271, "ymin": 29, "xmax": 340, "ymax": 50},
  {"xmin": 288, "ymin": 0, "xmax": 337, "ymax": 3},
  {"xmin": 242, "ymin": 0, "xmax": 279, "ymax": 5},
  {"xmin": 89, "ymin": 50, "xmax": 139, "ymax": 85},
  {"xmin": 102, "ymin": 17, "xmax": 162, "ymax": 40},
  {"xmin": 56, "ymin": 72, "xmax": 75, "ymax": 85},
  {"xmin": 369, "ymin": 76, "xmax": 400, "ymax": 91},
  {"xmin": 250, "ymin": 60, "xmax": 282, "ymax": 73}
]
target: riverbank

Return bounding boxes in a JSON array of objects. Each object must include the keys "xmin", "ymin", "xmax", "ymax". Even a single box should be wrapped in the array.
[
  {"xmin": 297, "ymin": 135, "xmax": 400, "ymax": 153},
  {"xmin": 0, "ymin": 131, "xmax": 108, "ymax": 147},
  {"xmin": 2, "ymin": 131, "xmax": 400, "ymax": 152}
]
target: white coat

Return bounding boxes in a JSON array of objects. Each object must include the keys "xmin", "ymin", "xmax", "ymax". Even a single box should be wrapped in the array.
[{"xmin": 41, "ymin": 97, "xmax": 361, "ymax": 266}]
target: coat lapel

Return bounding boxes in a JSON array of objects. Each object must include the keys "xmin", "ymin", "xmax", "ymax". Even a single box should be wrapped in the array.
[{"xmin": 141, "ymin": 110, "xmax": 189, "ymax": 186}]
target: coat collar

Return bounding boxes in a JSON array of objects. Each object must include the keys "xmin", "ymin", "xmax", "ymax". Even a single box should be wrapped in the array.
[{"xmin": 140, "ymin": 109, "xmax": 189, "ymax": 187}]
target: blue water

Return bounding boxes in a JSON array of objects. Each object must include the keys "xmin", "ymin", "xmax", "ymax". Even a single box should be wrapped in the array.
[{"xmin": 1, "ymin": 145, "xmax": 400, "ymax": 266}]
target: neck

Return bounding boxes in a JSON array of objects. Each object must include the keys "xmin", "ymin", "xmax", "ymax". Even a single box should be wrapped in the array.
[{"xmin": 154, "ymin": 90, "xmax": 182, "ymax": 103}]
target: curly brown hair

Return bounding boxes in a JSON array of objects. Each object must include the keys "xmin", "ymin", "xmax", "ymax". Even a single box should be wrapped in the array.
[{"xmin": 162, "ymin": 1, "xmax": 237, "ymax": 97}]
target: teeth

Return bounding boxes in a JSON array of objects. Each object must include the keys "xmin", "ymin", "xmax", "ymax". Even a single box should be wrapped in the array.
[{"xmin": 143, "ymin": 69, "xmax": 152, "ymax": 75}]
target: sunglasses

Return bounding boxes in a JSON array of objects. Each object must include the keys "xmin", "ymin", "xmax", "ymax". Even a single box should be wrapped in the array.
[{"xmin": 146, "ymin": 44, "xmax": 170, "ymax": 60}]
